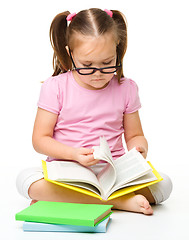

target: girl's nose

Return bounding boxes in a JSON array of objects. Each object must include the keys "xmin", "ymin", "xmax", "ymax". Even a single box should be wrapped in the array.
[{"xmin": 93, "ymin": 70, "xmax": 103, "ymax": 76}]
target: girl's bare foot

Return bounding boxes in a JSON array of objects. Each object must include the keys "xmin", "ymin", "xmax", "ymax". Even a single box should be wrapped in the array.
[
  {"xmin": 28, "ymin": 179, "xmax": 154, "ymax": 214},
  {"xmin": 113, "ymin": 194, "xmax": 153, "ymax": 215},
  {"xmin": 30, "ymin": 200, "xmax": 38, "ymax": 205}
]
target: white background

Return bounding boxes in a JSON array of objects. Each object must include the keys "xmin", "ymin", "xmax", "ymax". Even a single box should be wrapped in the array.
[{"xmin": 0, "ymin": 0, "xmax": 189, "ymax": 239}]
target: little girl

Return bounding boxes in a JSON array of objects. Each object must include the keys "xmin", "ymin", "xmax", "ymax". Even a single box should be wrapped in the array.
[{"xmin": 16, "ymin": 8, "xmax": 172, "ymax": 215}]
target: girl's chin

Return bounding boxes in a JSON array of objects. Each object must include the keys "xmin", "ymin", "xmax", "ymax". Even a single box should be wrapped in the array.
[{"xmin": 89, "ymin": 80, "xmax": 109, "ymax": 89}]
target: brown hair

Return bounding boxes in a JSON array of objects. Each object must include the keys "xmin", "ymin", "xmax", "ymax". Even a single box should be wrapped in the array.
[{"xmin": 50, "ymin": 8, "xmax": 127, "ymax": 83}]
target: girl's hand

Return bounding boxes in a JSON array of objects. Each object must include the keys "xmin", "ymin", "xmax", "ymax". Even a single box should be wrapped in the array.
[
  {"xmin": 73, "ymin": 147, "xmax": 99, "ymax": 167},
  {"xmin": 136, "ymin": 146, "xmax": 148, "ymax": 159}
]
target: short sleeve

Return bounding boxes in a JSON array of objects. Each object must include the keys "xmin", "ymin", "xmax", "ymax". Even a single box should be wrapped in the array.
[
  {"xmin": 37, "ymin": 77, "xmax": 62, "ymax": 114},
  {"xmin": 124, "ymin": 79, "xmax": 141, "ymax": 114}
]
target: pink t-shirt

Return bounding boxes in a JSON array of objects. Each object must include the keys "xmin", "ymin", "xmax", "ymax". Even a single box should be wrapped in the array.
[{"xmin": 38, "ymin": 71, "xmax": 141, "ymax": 161}]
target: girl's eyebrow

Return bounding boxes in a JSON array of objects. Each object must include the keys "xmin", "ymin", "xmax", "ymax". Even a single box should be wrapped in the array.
[
  {"xmin": 103, "ymin": 55, "xmax": 116, "ymax": 61},
  {"xmin": 80, "ymin": 55, "xmax": 116, "ymax": 63}
]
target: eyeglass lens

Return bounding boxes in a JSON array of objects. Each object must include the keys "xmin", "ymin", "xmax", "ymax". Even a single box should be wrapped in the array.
[{"xmin": 78, "ymin": 67, "xmax": 118, "ymax": 75}]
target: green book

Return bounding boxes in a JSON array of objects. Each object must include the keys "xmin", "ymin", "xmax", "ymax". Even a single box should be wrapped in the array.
[{"xmin": 15, "ymin": 201, "xmax": 113, "ymax": 227}]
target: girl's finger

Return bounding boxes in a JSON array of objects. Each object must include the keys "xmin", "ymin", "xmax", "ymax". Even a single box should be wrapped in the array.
[{"xmin": 87, "ymin": 159, "xmax": 99, "ymax": 166}]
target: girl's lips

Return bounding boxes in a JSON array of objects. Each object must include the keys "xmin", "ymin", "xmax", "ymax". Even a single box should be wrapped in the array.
[{"xmin": 93, "ymin": 79, "xmax": 103, "ymax": 81}]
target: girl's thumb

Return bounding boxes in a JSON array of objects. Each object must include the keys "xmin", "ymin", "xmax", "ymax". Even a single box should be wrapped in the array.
[{"xmin": 86, "ymin": 148, "xmax": 94, "ymax": 154}]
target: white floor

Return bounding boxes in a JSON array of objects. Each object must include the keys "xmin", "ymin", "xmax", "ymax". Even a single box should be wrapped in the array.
[{"xmin": 1, "ymin": 165, "xmax": 189, "ymax": 240}]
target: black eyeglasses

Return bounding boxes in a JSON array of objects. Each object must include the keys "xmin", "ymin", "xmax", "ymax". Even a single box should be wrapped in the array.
[{"xmin": 69, "ymin": 49, "xmax": 122, "ymax": 75}]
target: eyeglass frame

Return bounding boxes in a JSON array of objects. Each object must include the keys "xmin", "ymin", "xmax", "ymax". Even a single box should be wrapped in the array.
[{"xmin": 68, "ymin": 48, "xmax": 122, "ymax": 75}]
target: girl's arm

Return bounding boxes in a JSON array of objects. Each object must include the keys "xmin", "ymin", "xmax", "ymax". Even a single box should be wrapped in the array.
[
  {"xmin": 123, "ymin": 111, "xmax": 148, "ymax": 158},
  {"xmin": 32, "ymin": 108, "xmax": 98, "ymax": 166}
]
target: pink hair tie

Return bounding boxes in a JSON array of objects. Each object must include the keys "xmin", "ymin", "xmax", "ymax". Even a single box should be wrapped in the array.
[
  {"xmin": 104, "ymin": 9, "xmax": 113, "ymax": 18},
  {"xmin": 66, "ymin": 12, "xmax": 77, "ymax": 22}
]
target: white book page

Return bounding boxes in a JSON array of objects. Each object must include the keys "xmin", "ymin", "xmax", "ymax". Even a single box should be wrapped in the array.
[
  {"xmin": 93, "ymin": 137, "xmax": 117, "ymax": 197},
  {"xmin": 97, "ymin": 163, "xmax": 117, "ymax": 198},
  {"xmin": 46, "ymin": 161, "xmax": 102, "ymax": 193},
  {"xmin": 113, "ymin": 148, "xmax": 152, "ymax": 189},
  {"xmin": 89, "ymin": 163, "xmax": 107, "ymax": 175},
  {"xmin": 93, "ymin": 136, "xmax": 114, "ymax": 164},
  {"xmin": 62, "ymin": 181, "xmax": 101, "ymax": 196},
  {"xmin": 123, "ymin": 171, "xmax": 157, "ymax": 186},
  {"xmin": 108, "ymin": 171, "xmax": 157, "ymax": 197}
]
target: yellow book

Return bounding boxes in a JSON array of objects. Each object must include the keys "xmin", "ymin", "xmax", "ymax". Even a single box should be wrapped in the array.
[
  {"xmin": 42, "ymin": 137, "xmax": 163, "ymax": 201},
  {"xmin": 42, "ymin": 161, "xmax": 162, "ymax": 201}
]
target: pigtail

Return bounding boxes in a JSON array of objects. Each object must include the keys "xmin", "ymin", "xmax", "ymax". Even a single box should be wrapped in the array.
[
  {"xmin": 50, "ymin": 11, "xmax": 72, "ymax": 76},
  {"xmin": 111, "ymin": 10, "xmax": 127, "ymax": 83}
]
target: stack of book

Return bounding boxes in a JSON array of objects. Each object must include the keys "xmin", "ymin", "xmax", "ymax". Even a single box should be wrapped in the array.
[{"xmin": 15, "ymin": 201, "xmax": 112, "ymax": 233}]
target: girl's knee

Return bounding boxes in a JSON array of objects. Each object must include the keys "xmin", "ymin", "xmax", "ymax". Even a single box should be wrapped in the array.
[
  {"xmin": 16, "ymin": 167, "xmax": 44, "ymax": 200},
  {"xmin": 161, "ymin": 173, "xmax": 173, "ymax": 199},
  {"xmin": 148, "ymin": 173, "xmax": 173, "ymax": 204},
  {"xmin": 28, "ymin": 178, "xmax": 45, "ymax": 200}
]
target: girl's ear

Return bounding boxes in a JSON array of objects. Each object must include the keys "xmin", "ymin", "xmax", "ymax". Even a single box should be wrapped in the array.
[{"xmin": 65, "ymin": 46, "xmax": 70, "ymax": 55}]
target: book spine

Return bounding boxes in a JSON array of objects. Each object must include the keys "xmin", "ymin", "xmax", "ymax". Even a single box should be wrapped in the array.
[
  {"xmin": 23, "ymin": 221, "xmax": 107, "ymax": 233},
  {"xmin": 16, "ymin": 214, "xmax": 94, "ymax": 227}
]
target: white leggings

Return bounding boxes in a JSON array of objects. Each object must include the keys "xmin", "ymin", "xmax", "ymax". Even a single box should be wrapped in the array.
[{"xmin": 16, "ymin": 167, "xmax": 172, "ymax": 204}]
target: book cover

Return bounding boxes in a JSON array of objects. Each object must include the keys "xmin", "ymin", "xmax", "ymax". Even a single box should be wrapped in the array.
[
  {"xmin": 42, "ymin": 160, "xmax": 162, "ymax": 201},
  {"xmin": 15, "ymin": 201, "xmax": 113, "ymax": 227},
  {"xmin": 23, "ymin": 217, "xmax": 111, "ymax": 232}
]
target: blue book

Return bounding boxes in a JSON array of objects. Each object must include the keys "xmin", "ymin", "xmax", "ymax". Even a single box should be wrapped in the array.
[{"xmin": 23, "ymin": 217, "xmax": 111, "ymax": 233}]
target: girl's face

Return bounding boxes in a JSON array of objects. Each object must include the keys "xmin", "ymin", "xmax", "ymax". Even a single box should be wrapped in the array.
[{"xmin": 71, "ymin": 33, "xmax": 117, "ymax": 90}]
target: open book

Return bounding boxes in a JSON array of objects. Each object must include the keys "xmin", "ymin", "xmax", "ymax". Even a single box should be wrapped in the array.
[{"xmin": 42, "ymin": 137, "xmax": 162, "ymax": 201}]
